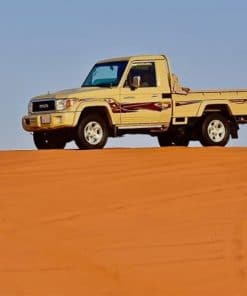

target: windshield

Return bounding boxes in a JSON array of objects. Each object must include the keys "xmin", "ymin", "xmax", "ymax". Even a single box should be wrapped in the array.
[{"xmin": 82, "ymin": 61, "xmax": 128, "ymax": 87}]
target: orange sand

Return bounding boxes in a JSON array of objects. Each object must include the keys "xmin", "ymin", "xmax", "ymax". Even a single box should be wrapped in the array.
[{"xmin": 0, "ymin": 148, "xmax": 247, "ymax": 295}]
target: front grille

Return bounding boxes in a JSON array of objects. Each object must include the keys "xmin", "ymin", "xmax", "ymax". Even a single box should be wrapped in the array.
[{"xmin": 32, "ymin": 100, "xmax": 55, "ymax": 113}]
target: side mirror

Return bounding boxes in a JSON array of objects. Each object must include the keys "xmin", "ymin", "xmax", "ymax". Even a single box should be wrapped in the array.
[{"xmin": 131, "ymin": 76, "xmax": 141, "ymax": 89}]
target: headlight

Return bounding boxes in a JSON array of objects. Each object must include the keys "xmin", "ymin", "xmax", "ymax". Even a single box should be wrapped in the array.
[
  {"xmin": 55, "ymin": 99, "xmax": 76, "ymax": 111},
  {"xmin": 56, "ymin": 99, "xmax": 66, "ymax": 111}
]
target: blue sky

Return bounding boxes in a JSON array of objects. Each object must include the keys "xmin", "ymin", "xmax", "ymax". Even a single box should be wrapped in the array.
[{"xmin": 1, "ymin": 0, "xmax": 247, "ymax": 149}]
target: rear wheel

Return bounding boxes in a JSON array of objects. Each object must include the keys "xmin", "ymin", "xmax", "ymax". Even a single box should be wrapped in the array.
[
  {"xmin": 173, "ymin": 135, "xmax": 190, "ymax": 146},
  {"xmin": 75, "ymin": 114, "xmax": 108, "ymax": 149},
  {"xmin": 158, "ymin": 133, "xmax": 172, "ymax": 147},
  {"xmin": 173, "ymin": 138, "xmax": 189, "ymax": 146},
  {"xmin": 200, "ymin": 113, "xmax": 230, "ymax": 146},
  {"xmin": 33, "ymin": 132, "xmax": 66, "ymax": 150},
  {"xmin": 158, "ymin": 132, "xmax": 189, "ymax": 147}
]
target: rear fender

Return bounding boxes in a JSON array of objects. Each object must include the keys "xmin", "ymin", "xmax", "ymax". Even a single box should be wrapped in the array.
[{"xmin": 196, "ymin": 101, "xmax": 233, "ymax": 117}]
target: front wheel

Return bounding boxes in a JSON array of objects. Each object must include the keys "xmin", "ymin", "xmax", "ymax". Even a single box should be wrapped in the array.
[
  {"xmin": 75, "ymin": 114, "xmax": 108, "ymax": 150},
  {"xmin": 33, "ymin": 132, "xmax": 66, "ymax": 150},
  {"xmin": 200, "ymin": 113, "xmax": 230, "ymax": 146}
]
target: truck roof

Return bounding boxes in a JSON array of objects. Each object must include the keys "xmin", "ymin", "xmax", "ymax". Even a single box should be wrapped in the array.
[{"xmin": 97, "ymin": 54, "xmax": 166, "ymax": 63}]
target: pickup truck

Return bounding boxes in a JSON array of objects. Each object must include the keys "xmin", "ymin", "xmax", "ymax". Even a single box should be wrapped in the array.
[{"xmin": 22, "ymin": 54, "xmax": 247, "ymax": 149}]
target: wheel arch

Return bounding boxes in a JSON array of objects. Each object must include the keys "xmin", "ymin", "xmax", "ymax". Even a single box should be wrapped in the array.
[
  {"xmin": 75, "ymin": 105, "xmax": 114, "ymax": 135},
  {"xmin": 198, "ymin": 103, "xmax": 233, "ymax": 118},
  {"xmin": 75, "ymin": 103, "xmax": 112, "ymax": 123}
]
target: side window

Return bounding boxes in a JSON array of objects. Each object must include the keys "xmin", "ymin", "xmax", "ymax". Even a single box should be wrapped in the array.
[{"xmin": 125, "ymin": 63, "xmax": 157, "ymax": 88}]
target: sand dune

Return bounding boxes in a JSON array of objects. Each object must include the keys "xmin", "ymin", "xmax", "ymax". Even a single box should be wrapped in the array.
[{"xmin": 0, "ymin": 148, "xmax": 247, "ymax": 295}]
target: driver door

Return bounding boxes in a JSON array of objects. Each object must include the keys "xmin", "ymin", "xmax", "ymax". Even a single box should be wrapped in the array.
[{"xmin": 120, "ymin": 61, "xmax": 171, "ymax": 127}]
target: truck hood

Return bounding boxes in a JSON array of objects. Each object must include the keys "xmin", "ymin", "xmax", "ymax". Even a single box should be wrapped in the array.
[{"xmin": 34, "ymin": 87, "xmax": 116, "ymax": 100}]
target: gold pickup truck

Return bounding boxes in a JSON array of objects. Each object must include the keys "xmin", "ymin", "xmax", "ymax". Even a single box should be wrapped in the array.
[{"xmin": 22, "ymin": 54, "xmax": 247, "ymax": 149}]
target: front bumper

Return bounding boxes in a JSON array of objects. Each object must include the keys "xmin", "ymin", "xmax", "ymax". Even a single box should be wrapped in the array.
[{"xmin": 22, "ymin": 112, "xmax": 76, "ymax": 132}]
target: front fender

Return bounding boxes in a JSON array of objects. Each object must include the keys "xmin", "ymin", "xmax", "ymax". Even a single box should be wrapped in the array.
[{"xmin": 72, "ymin": 99, "xmax": 116, "ymax": 126}]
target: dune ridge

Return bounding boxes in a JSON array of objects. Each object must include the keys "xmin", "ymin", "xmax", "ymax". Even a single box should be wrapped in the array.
[{"xmin": 0, "ymin": 148, "xmax": 247, "ymax": 295}]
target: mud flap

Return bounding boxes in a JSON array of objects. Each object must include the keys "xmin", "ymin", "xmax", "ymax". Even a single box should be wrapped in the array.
[{"xmin": 230, "ymin": 121, "xmax": 239, "ymax": 139}]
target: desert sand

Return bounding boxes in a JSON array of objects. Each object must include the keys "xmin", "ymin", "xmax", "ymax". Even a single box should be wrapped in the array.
[{"xmin": 0, "ymin": 148, "xmax": 247, "ymax": 295}]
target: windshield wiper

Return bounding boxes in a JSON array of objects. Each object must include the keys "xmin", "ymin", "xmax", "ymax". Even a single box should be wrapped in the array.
[
  {"xmin": 95, "ymin": 83, "xmax": 113, "ymax": 88},
  {"xmin": 81, "ymin": 83, "xmax": 114, "ymax": 88}
]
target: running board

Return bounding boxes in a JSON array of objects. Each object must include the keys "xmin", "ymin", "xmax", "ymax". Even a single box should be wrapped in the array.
[
  {"xmin": 117, "ymin": 125, "xmax": 166, "ymax": 130},
  {"xmin": 116, "ymin": 125, "xmax": 169, "ymax": 133}
]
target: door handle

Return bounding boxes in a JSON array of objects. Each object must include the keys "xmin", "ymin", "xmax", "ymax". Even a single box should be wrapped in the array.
[{"xmin": 152, "ymin": 94, "xmax": 159, "ymax": 98}]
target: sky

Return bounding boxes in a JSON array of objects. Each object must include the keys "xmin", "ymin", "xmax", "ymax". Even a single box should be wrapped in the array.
[{"xmin": 0, "ymin": 0, "xmax": 247, "ymax": 150}]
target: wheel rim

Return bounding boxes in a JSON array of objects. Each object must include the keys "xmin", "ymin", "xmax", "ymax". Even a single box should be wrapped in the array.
[
  {"xmin": 207, "ymin": 119, "xmax": 226, "ymax": 143},
  {"xmin": 84, "ymin": 121, "xmax": 103, "ymax": 145}
]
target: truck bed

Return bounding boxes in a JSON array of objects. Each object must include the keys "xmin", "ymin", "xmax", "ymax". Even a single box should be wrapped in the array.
[
  {"xmin": 190, "ymin": 89, "xmax": 247, "ymax": 94},
  {"xmin": 172, "ymin": 88, "xmax": 247, "ymax": 119}
]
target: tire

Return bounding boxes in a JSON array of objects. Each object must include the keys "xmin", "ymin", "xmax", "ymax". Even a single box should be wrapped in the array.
[
  {"xmin": 173, "ymin": 136, "xmax": 190, "ymax": 147},
  {"xmin": 158, "ymin": 132, "xmax": 189, "ymax": 147},
  {"xmin": 173, "ymin": 138, "xmax": 189, "ymax": 146},
  {"xmin": 75, "ymin": 114, "xmax": 108, "ymax": 150},
  {"xmin": 200, "ymin": 113, "xmax": 230, "ymax": 146},
  {"xmin": 33, "ymin": 132, "xmax": 66, "ymax": 150},
  {"xmin": 158, "ymin": 133, "xmax": 173, "ymax": 147}
]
